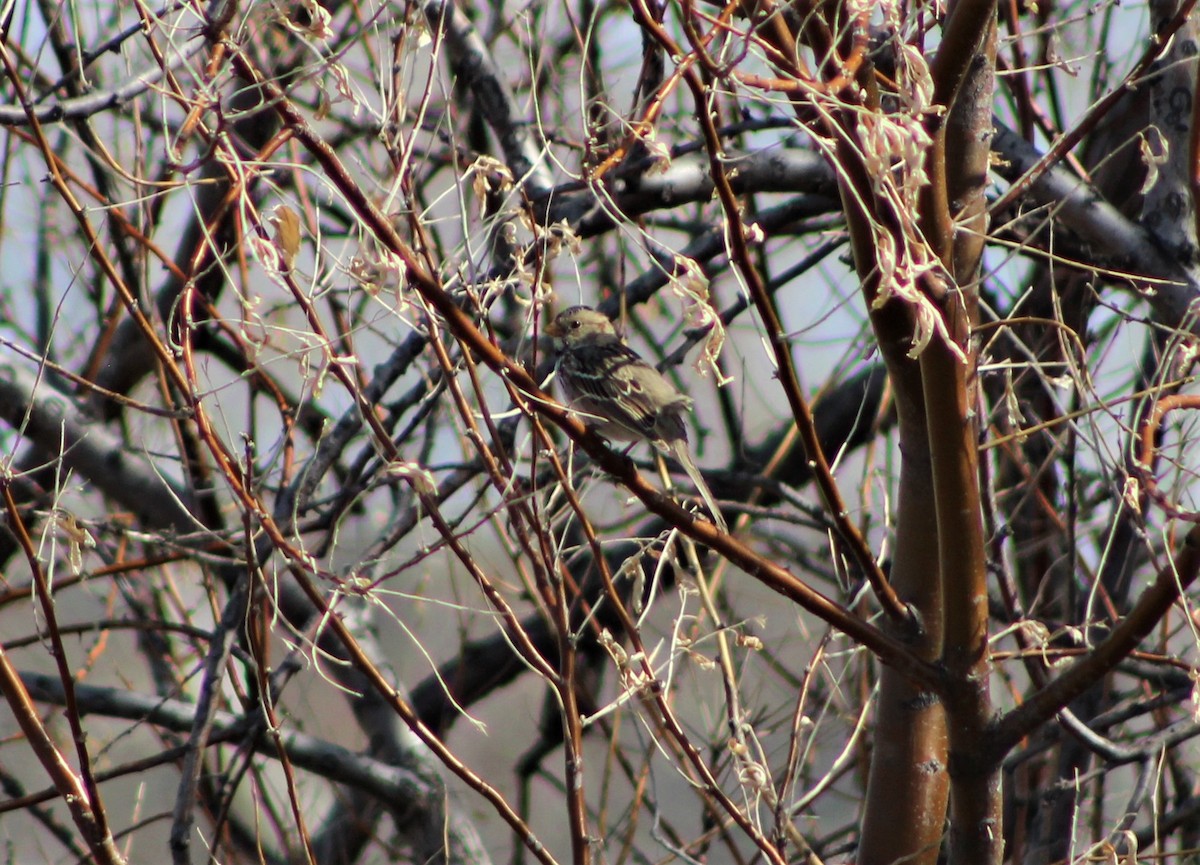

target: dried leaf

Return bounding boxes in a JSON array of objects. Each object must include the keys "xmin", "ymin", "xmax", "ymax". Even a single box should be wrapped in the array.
[{"xmin": 267, "ymin": 205, "xmax": 302, "ymax": 268}]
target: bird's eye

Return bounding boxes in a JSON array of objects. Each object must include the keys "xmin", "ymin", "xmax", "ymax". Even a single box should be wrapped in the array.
[{"xmin": 570, "ymin": 321, "xmax": 581, "ymax": 329}]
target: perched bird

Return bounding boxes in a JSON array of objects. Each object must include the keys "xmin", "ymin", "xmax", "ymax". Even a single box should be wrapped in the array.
[{"xmin": 545, "ymin": 305, "xmax": 727, "ymax": 532}]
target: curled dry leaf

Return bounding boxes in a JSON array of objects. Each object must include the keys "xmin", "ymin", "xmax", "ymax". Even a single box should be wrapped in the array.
[
  {"xmin": 468, "ymin": 154, "xmax": 515, "ymax": 203},
  {"xmin": 670, "ymin": 254, "xmax": 731, "ymax": 385},
  {"xmin": 386, "ymin": 460, "xmax": 438, "ymax": 496},
  {"xmin": 1139, "ymin": 127, "xmax": 1168, "ymax": 195},
  {"xmin": 276, "ymin": 0, "xmax": 333, "ymax": 40}
]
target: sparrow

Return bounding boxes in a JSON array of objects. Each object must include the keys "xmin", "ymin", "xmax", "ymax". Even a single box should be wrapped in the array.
[{"xmin": 545, "ymin": 305, "xmax": 727, "ymax": 532}]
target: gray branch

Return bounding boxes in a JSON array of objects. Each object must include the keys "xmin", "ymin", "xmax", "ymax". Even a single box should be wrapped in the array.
[
  {"xmin": 0, "ymin": 41, "xmax": 207, "ymax": 127},
  {"xmin": 425, "ymin": 0, "xmax": 554, "ymax": 198},
  {"xmin": 991, "ymin": 121, "xmax": 1200, "ymax": 326},
  {"xmin": 0, "ymin": 359, "xmax": 198, "ymax": 533},
  {"xmin": 19, "ymin": 672, "xmax": 432, "ymax": 806}
]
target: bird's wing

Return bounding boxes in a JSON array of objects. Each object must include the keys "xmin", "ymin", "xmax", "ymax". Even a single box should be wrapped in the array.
[{"xmin": 563, "ymin": 345, "xmax": 691, "ymax": 441}]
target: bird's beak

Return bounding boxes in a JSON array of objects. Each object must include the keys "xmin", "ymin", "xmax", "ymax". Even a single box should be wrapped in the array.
[{"xmin": 543, "ymin": 317, "xmax": 563, "ymax": 338}]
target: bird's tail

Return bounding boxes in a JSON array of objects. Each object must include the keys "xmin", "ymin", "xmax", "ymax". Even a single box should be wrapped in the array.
[{"xmin": 670, "ymin": 439, "xmax": 728, "ymax": 532}]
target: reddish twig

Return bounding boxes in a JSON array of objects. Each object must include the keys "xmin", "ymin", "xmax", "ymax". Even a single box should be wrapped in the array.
[
  {"xmin": 1136, "ymin": 393, "xmax": 1200, "ymax": 523},
  {"xmin": 0, "ymin": 484, "xmax": 127, "ymax": 865}
]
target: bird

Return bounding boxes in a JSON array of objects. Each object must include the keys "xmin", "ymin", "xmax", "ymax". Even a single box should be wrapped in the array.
[{"xmin": 544, "ymin": 305, "xmax": 727, "ymax": 532}]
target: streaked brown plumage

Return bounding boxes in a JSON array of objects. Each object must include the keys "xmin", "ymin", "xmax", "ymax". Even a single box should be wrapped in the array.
[{"xmin": 546, "ymin": 305, "xmax": 727, "ymax": 532}]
